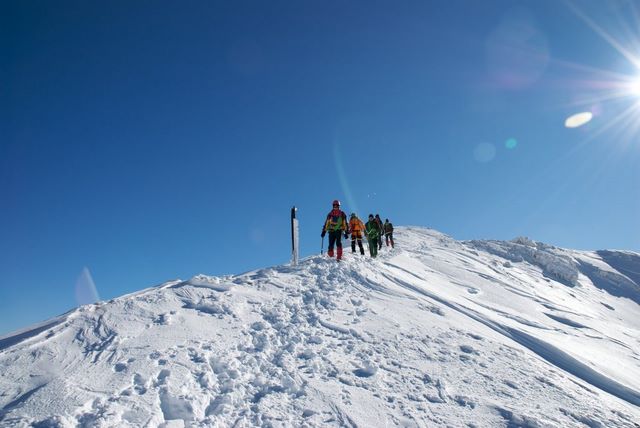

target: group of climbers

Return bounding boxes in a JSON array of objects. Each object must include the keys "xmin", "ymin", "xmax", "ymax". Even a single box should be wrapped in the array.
[{"xmin": 321, "ymin": 200, "xmax": 394, "ymax": 261}]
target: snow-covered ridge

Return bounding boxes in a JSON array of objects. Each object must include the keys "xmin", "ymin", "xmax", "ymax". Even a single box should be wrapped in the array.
[{"xmin": 1, "ymin": 227, "xmax": 639, "ymax": 427}]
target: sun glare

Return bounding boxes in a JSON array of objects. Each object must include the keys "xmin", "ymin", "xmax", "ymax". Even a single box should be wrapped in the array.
[
  {"xmin": 629, "ymin": 77, "xmax": 640, "ymax": 97},
  {"xmin": 562, "ymin": 1, "xmax": 640, "ymax": 148}
]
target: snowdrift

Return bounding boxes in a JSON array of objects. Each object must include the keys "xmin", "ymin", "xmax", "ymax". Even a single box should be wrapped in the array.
[{"xmin": 1, "ymin": 227, "xmax": 639, "ymax": 427}]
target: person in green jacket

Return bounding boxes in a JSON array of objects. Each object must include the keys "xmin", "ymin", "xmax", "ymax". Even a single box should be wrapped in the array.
[
  {"xmin": 365, "ymin": 214, "xmax": 382, "ymax": 257},
  {"xmin": 374, "ymin": 214, "xmax": 384, "ymax": 250}
]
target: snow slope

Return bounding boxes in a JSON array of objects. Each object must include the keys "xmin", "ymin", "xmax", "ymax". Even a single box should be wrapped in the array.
[{"xmin": 1, "ymin": 227, "xmax": 639, "ymax": 427}]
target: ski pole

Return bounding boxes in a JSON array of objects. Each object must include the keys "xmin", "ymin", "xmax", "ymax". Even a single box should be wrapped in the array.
[{"xmin": 321, "ymin": 236, "xmax": 325, "ymax": 255}]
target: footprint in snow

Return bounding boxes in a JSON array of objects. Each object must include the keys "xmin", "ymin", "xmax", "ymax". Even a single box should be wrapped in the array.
[
  {"xmin": 454, "ymin": 395, "xmax": 476, "ymax": 408},
  {"xmin": 154, "ymin": 313, "xmax": 171, "ymax": 325},
  {"xmin": 353, "ymin": 364, "xmax": 378, "ymax": 378},
  {"xmin": 156, "ymin": 369, "xmax": 171, "ymax": 386},
  {"xmin": 133, "ymin": 373, "xmax": 147, "ymax": 395},
  {"xmin": 459, "ymin": 345, "xmax": 478, "ymax": 354},
  {"xmin": 459, "ymin": 354, "xmax": 473, "ymax": 362},
  {"xmin": 504, "ymin": 380, "xmax": 519, "ymax": 390},
  {"xmin": 188, "ymin": 348, "xmax": 206, "ymax": 364},
  {"xmin": 302, "ymin": 409, "xmax": 316, "ymax": 418}
]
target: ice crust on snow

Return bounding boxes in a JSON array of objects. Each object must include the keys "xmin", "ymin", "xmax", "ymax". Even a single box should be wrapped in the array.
[{"xmin": 1, "ymin": 227, "xmax": 639, "ymax": 427}]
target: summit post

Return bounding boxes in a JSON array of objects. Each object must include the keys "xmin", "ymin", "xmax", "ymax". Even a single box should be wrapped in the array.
[{"xmin": 291, "ymin": 206, "xmax": 299, "ymax": 265}]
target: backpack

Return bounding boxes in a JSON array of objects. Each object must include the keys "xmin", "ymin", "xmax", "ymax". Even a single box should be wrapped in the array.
[
  {"xmin": 349, "ymin": 218, "xmax": 364, "ymax": 232},
  {"xmin": 366, "ymin": 220, "xmax": 380, "ymax": 238}
]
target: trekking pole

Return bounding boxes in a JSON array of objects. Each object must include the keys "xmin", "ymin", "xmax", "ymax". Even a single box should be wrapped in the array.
[{"xmin": 321, "ymin": 236, "xmax": 325, "ymax": 255}]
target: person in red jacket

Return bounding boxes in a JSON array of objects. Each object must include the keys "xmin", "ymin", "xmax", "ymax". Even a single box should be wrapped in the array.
[{"xmin": 321, "ymin": 200, "xmax": 348, "ymax": 261}]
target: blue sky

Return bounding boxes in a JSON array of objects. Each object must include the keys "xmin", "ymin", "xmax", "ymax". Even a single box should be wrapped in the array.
[{"xmin": 2, "ymin": 0, "xmax": 640, "ymax": 335}]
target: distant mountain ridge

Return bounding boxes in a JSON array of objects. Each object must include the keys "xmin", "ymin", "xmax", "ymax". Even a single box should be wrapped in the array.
[{"xmin": 1, "ymin": 227, "xmax": 639, "ymax": 427}]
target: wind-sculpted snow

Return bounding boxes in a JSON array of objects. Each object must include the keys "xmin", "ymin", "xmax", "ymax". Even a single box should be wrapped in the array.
[
  {"xmin": 1, "ymin": 227, "xmax": 639, "ymax": 427},
  {"xmin": 598, "ymin": 250, "xmax": 640, "ymax": 285},
  {"xmin": 0, "ymin": 314, "xmax": 70, "ymax": 352},
  {"xmin": 468, "ymin": 237, "xmax": 581, "ymax": 286},
  {"xmin": 576, "ymin": 250, "xmax": 640, "ymax": 305}
]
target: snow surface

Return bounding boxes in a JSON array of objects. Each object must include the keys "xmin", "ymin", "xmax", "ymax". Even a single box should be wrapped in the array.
[{"xmin": 1, "ymin": 227, "xmax": 639, "ymax": 427}]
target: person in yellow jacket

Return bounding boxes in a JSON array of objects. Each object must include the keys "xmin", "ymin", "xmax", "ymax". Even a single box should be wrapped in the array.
[{"xmin": 348, "ymin": 213, "xmax": 366, "ymax": 255}]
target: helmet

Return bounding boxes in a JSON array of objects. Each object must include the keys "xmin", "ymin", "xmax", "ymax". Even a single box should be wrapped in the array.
[
  {"xmin": 332, "ymin": 200, "xmax": 341, "ymax": 207},
  {"xmin": 368, "ymin": 214, "xmax": 374, "ymax": 219},
  {"xmin": 350, "ymin": 213, "xmax": 356, "ymax": 218}
]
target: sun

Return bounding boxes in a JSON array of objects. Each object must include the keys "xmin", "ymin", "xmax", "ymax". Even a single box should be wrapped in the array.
[
  {"xmin": 629, "ymin": 77, "xmax": 640, "ymax": 97},
  {"xmin": 560, "ymin": 1, "xmax": 640, "ymax": 148}
]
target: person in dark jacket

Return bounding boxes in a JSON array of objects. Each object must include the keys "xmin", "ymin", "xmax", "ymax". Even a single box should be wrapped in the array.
[
  {"xmin": 384, "ymin": 219, "xmax": 394, "ymax": 248},
  {"xmin": 365, "ymin": 214, "xmax": 382, "ymax": 257},
  {"xmin": 374, "ymin": 214, "xmax": 384, "ymax": 250},
  {"xmin": 321, "ymin": 200, "xmax": 348, "ymax": 261}
]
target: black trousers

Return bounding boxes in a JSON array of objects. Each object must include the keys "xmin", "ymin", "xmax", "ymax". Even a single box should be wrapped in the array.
[
  {"xmin": 351, "ymin": 237, "xmax": 365, "ymax": 254},
  {"xmin": 385, "ymin": 232, "xmax": 394, "ymax": 247},
  {"xmin": 328, "ymin": 231, "xmax": 343, "ymax": 250}
]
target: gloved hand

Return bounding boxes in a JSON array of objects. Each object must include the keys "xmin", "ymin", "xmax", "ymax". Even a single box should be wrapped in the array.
[{"xmin": 321, "ymin": 231, "xmax": 326, "ymax": 238}]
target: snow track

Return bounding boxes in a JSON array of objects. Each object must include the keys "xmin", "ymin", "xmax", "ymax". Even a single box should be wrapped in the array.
[{"xmin": 1, "ymin": 227, "xmax": 639, "ymax": 427}]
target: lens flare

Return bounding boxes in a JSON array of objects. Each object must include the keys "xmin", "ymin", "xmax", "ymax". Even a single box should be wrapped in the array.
[
  {"xmin": 75, "ymin": 267, "xmax": 99, "ymax": 306},
  {"xmin": 474, "ymin": 143, "xmax": 497, "ymax": 163},
  {"xmin": 333, "ymin": 142, "xmax": 359, "ymax": 215},
  {"xmin": 565, "ymin": 112, "xmax": 593, "ymax": 128},
  {"xmin": 485, "ymin": 7, "xmax": 550, "ymax": 89}
]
